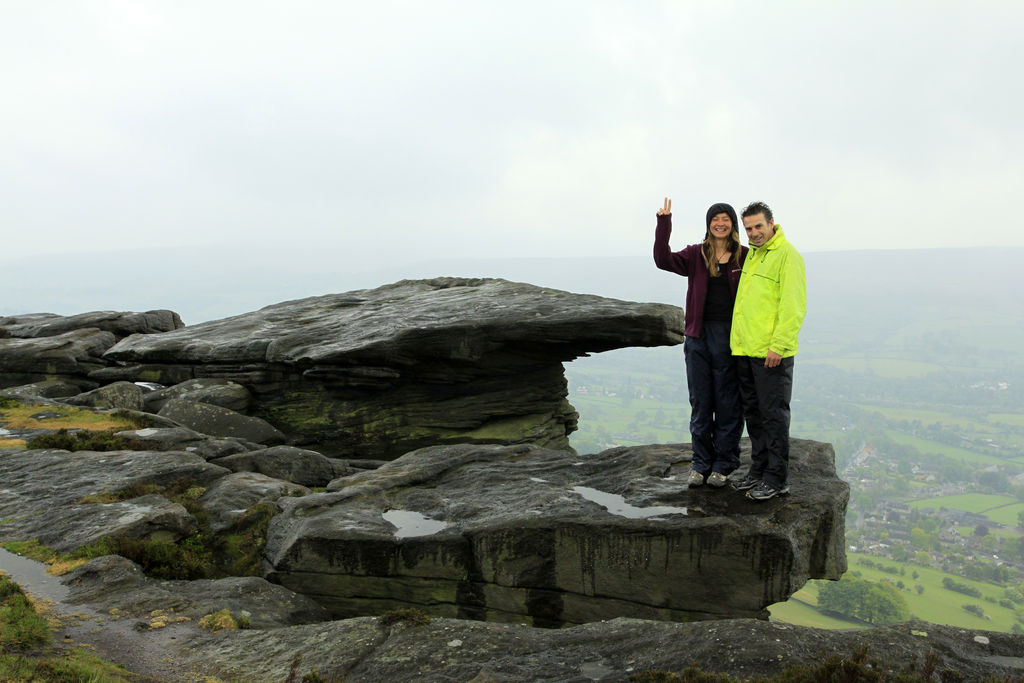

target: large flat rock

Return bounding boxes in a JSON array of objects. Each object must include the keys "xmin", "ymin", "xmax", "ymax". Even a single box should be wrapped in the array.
[
  {"xmin": 103, "ymin": 278, "xmax": 686, "ymax": 457},
  {"xmin": 175, "ymin": 616, "xmax": 1024, "ymax": 682},
  {"xmin": 263, "ymin": 438, "xmax": 848, "ymax": 626}
]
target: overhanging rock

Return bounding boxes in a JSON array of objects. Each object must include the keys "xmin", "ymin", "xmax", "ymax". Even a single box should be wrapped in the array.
[
  {"xmin": 263, "ymin": 438, "xmax": 848, "ymax": 626},
  {"xmin": 103, "ymin": 278, "xmax": 686, "ymax": 457}
]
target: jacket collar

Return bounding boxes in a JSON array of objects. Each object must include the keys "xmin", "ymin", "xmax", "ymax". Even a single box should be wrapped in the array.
[{"xmin": 753, "ymin": 225, "xmax": 786, "ymax": 252}]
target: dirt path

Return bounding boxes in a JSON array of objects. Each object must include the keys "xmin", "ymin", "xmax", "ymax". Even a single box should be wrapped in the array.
[{"xmin": 1, "ymin": 548, "xmax": 215, "ymax": 682}]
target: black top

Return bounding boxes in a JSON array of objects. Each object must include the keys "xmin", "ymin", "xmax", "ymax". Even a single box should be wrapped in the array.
[{"xmin": 703, "ymin": 267, "xmax": 732, "ymax": 321}]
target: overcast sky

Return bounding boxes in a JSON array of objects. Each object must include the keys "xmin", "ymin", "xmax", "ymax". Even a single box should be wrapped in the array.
[{"xmin": 4, "ymin": 1, "xmax": 1023, "ymax": 264}]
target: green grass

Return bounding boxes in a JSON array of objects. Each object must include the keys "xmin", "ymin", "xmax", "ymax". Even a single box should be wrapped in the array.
[
  {"xmin": 769, "ymin": 588, "xmax": 868, "ymax": 629},
  {"xmin": 984, "ymin": 503, "xmax": 1024, "ymax": 528},
  {"xmin": 0, "ymin": 648, "xmax": 137, "ymax": 681},
  {"xmin": 854, "ymin": 405, "xmax": 997, "ymax": 433},
  {"xmin": 0, "ymin": 575, "xmax": 136, "ymax": 680},
  {"xmin": 906, "ymin": 493, "xmax": 1018, "ymax": 514},
  {"xmin": 774, "ymin": 553, "xmax": 1023, "ymax": 633},
  {"xmin": 990, "ymin": 412, "xmax": 1024, "ymax": 427},
  {"xmin": 884, "ymin": 430, "xmax": 1008, "ymax": 466},
  {"xmin": 802, "ymin": 357, "xmax": 943, "ymax": 378},
  {"xmin": 0, "ymin": 576, "xmax": 50, "ymax": 651}
]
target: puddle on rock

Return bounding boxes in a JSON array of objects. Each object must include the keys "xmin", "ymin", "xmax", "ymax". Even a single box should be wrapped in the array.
[
  {"xmin": 381, "ymin": 509, "xmax": 449, "ymax": 539},
  {"xmin": 571, "ymin": 486, "xmax": 687, "ymax": 518}
]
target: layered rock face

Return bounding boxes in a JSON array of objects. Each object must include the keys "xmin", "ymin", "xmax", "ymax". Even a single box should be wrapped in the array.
[
  {"xmin": 264, "ymin": 439, "xmax": 848, "ymax": 627},
  {"xmin": 102, "ymin": 278, "xmax": 685, "ymax": 457},
  {"xmin": 0, "ymin": 310, "xmax": 182, "ymax": 390}
]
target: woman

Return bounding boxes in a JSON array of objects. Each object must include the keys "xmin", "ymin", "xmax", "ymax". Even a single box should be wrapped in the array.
[{"xmin": 653, "ymin": 198, "xmax": 747, "ymax": 488}]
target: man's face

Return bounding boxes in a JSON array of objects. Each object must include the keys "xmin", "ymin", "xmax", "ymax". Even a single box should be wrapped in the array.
[
  {"xmin": 743, "ymin": 213, "xmax": 775, "ymax": 248},
  {"xmin": 708, "ymin": 212, "xmax": 733, "ymax": 239}
]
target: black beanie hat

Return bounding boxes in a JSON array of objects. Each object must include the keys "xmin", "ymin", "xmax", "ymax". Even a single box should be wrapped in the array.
[{"xmin": 705, "ymin": 203, "xmax": 739, "ymax": 238}]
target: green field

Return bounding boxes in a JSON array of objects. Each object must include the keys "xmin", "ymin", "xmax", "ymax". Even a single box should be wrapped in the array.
[
  {"xmin": 982, "ymin": 503, "xmax": 1024, "ymax": 528},
  {"xmin": 884, "ymin": 430, "xmax": 1007, "ymax": 466},
  {"xmin": 803, "ymin": 357, "xmax": 943, "ymax": 378},
  {"xmin": 990, "ymin": 413, "xmax": 1024, "ymax": 427},
  {"xmin": 854, "ymin": 405, "xmax": 997, "ymax": 433},
  {"xmin": 769, "ymin": 589, "xmax": 866, "ymax": 629},
  {"xmin": 771, "ymin": 553, "xmax": 1023, "ymax": 632},
  {"xmin": 906, "ymin": 493, "xmax": 1018, "ymax": 514}
]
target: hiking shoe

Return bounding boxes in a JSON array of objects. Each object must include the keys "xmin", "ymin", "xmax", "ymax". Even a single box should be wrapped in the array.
[
  {"xmin": 706, "ymin": 471, "xmax": 728, "ymax": 488},
  {"xmin": 732, "ymin": 473, "xmax": 760, "ymax": 491},
  {"xmin": 686, "ymin": 469, "xmax": 705, "ymax": 487},
  {"xmin": 747, "ymin": 481, "xmax": 786, "ymax": 501}
]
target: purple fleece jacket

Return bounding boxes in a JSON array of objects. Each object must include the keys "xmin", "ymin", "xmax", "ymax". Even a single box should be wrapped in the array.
[{"xmin": 653, "ymin": 213, "xmax": 747, "ymax": 339}]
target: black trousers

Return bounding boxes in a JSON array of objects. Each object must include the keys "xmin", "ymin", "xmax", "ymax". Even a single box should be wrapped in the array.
[
  {"xmin": 684, "ymin": 320, "xmax": 743, "ymax": 476},
  {"xmin": 735, "ymin": 355, "xmax": 794, "ymax": 488}
]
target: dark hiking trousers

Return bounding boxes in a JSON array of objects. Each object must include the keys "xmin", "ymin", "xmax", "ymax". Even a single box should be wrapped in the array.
[
  {"xmin": 735, "ymin": 355, "xmax": 794, "ymax": 488},
  {"xmin": 684, "ymin": 320, "xmax": 743, "ymax": 476}
]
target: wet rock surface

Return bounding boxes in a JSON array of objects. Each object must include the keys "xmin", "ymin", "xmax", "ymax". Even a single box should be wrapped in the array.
[
  {"xmin": 141, "ymin": 377, "xmax": 252, "ymax": 413},
  {"xmin": 0, "ymin": 448, "xmax": 229, "ymax": 552},
  {"xmin": 213, "ymin": 444, "xmax": 354, "ymax": 486},
  {"xmin": 4, "ymin": 545, "xmax": 1021, "ymax": 683},
  {"xmin": 199, "ymin": 471, "xmax": 310, "ymax": 533},
  {"xmin": 0, "ymin": 310, "xmax": 183, "ymax": 341},
  {"xmin": 62, "ymin": 554, "xmax": 330, "ymax": 628},
  {"xmin": 157, "ymin": 397, "xmax": 288, "ymax": 444},
  {"xmin": 265, "ymin": 438, "xmax": 848, "ymax": 626},
  {"xmin": 103, "ymin": 277, "xmax": 686, "ymax": 457},
  {"xmin": 175, "ymin": 615, "xmax": 1024, "ymax": 682},
  {"xmin": 0, "ymin": 328, "xmax": 115, "ymax": 390},
  {"xmin": 113, "ymin": 426, "xmax": 261, "ymax": 460}
]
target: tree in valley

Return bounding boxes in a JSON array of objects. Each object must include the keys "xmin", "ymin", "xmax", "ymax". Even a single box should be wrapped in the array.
[{"xmin": 817, "ymin": 576, "xmax": 911, "ymax": 626}]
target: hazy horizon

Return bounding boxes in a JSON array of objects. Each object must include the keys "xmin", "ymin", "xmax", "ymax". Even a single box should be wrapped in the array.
[{"xmin": 2, "ymin": 246, "xmax": 1019, "ymax": 327}]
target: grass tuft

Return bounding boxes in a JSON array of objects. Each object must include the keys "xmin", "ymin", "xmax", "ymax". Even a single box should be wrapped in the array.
[
  {"xmin": 213, "ymin": 502, "xmax": 277, "ymax": 577},
  {"xmin": 198, "ymin": 608, "xmax": 250, "ymax": 632},
  {"xmin": 0, "ymin": 576, "xmax": 51, "ymax": 651},
  {"xmin": 379, "ymin": 608, "xmax": 431, "ymax": 628},
  {"xmin": 0, "ymin": 540, "xmax": 57, "ymax": 565},
  {"xmin": 26, "ymin": 428, "xmax": 142, "ymax": 452}
]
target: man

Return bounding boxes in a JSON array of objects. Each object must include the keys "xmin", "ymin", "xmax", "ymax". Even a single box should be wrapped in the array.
[{"xmin": 730, "ymin": 202, "xmax": 806, "ymax": 501}]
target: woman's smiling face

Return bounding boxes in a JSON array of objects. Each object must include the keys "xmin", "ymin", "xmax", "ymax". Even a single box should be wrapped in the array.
[{"xmin": 708, "ymin": 212, "xmax": 733, "ymax": 239}]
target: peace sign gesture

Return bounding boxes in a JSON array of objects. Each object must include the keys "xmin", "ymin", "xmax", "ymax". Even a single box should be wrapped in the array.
[{"xmin": 657, "ymin": 197, "xmax": 672, "ymax": 216}]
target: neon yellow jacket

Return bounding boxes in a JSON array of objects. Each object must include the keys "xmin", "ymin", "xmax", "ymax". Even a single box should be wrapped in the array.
[{"xmin": 730, "ymin": 226, "xmax": 806, "ymax": 358}]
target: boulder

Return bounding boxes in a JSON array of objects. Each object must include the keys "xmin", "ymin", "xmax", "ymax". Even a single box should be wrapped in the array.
[
  {"xmin": 0, "ymin": 448, "xmax": 229, "ymax": 553},
  {"xmin": 157, "ymin": 398, "xmax": 287, "ymax": 445},
  {"xmin": 214, "ymin": 445, "xmax": 354, "ymax": 487},
  {"xmin": 198, "ymin": 471, "xmax": 310, "ymax": 532},
  {"xmin": 0, "ymin": 379, "xmax": 82, "ymax": 399},
  {"xmin": 66, "ymin": 381, "xmax": 144, "ymax": 411},
  {"xmin": 114, "ymin": 426, "xmax": 260, "ymax": 460},
  {"xmin": 263, "ymin": 439, "xmax": 848, "ymax": 626},
  {"xmin": 142, "ymin": 377, "xmax": 252, "ymax": 413},
  {"xmin": 103, "ymin": 278, "xmax": 685, "ymax": 457},
  {"xmin": 0, "ymin": 310, "xmax": 183, "ymax": 340},
  {"xmin": 62, "ymin": 555, "xmax": 330, "ymax": 628},
  {"xmin": 0, "ymin": 328, "xmax": 115, "ymax": 389}
]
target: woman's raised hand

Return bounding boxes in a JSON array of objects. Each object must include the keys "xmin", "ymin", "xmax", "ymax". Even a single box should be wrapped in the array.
[{"xmin": 657, "ymin": 197, "xmax": 672, "ymax": 216}]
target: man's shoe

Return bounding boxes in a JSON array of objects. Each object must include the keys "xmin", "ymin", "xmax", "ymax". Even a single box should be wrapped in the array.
[
  {"xmin": 732, "ymin": 473, "xmax": 760, "ymax": 491},
  {"xmin": 686, "ymin": 469, "xmax": 705, "ymax": 487},
  {"xmin": 706, "ymin": 471, "xmax": 728, "ymax": 488},
  {"xmin": 747, "ymin": 481, "xmax": 785, "ymax": 501}
]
